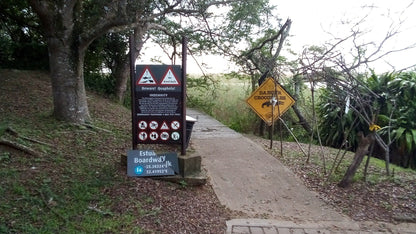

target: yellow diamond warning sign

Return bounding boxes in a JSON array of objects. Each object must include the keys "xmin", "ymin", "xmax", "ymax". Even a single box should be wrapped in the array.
[{"xmin": 246, "ymin": 77, "xmax": 295, "ymax": 126}]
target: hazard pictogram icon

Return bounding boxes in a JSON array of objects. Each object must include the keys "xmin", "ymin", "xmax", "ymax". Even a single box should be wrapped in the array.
[
  {"xmin": 171, "ymin": 132, "xmax": 180, "ymax": 141},
  {"xmin": 137, "ymin": 68, "xmax": 156, "ymax": 85},
  {"xmin": 138, "ymin": 132, "xmax": 148, "ymax": 141},
  {"xmin": 138, "ymin": 121, "xmax": 147, "ymax": 130},
  {"xmin": 171, "ymin": 121, "xmax": 180, "ymax": 130},
  {"xmin": 149, "ymin": 132, "xmax": 158, "ymax": 141},
  {"xmin": 149, "ymin": 121, "xmax": 158, "ymax": 130},
  {"xmin": 160, "ymin": 68, "xmax": 180, "ymax": 85},
  {"xmin": 160, "ymin": 132, "xmax": 169, "ymax": 141}
]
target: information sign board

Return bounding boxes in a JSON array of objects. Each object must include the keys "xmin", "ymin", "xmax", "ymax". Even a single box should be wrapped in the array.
[
  {"xmin": 134, "ymin": 65, "xmax": 183, "ymax": 145},
  {"xmin": 246, "ymin": 77, "xmax": 295, "ymax": 125}
]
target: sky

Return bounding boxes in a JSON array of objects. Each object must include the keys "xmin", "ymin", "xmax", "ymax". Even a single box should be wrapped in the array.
[
  {"xmin": 139, "ymin": 0, "xmax": 416, "ymax": 74},
  {"xmin": 274, "ymin": 0, "xmax": 416, "ymax": 71}
]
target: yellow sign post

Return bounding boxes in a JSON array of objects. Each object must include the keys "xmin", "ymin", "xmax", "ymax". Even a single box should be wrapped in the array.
[{"xmin": 246, "ymin": 77, "xmax": 295, "ymax": 125}]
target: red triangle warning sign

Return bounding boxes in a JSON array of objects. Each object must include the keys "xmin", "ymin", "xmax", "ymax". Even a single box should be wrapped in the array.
[
  {"xmin": 137, "ymin": 68, "xmax": 156, "ymax": 85},
  {"xmin": 160, "ymin": 68, "xmax": 180, "ymax": 86}
]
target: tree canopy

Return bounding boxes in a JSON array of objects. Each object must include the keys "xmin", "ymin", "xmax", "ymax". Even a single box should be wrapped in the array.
[
  {"xmin": 18, "ymin": 0, "xmax": 279, "ymax": 123},
  {"xmin": 0, "ymin": 0, "xmax": 48, "ymax": 69}
]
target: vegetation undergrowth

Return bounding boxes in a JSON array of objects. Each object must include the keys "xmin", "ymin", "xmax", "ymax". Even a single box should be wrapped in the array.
[
  {"xmin": 0, "ymin": 93, "xmax": 140, "ymax": 233},
  {"xmin": 187, "ymin": 71, "xmax": 416, "ymax": 222},
  {"xmin": 187, "ymin": 74, "xmax": 259, "ymax": 133},
  {"xmin": 250, "ymin": 138, "xmax": 416, "ymax": 222}
]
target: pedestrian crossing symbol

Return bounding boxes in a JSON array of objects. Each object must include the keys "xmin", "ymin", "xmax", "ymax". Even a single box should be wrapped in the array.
[
  {"xmin": 161, "ymin": 68, "xmax": 180, "ymax": 85},
  {"xmin": 137, "ymin": 68, "xmax": 156, "ymax": 85}
]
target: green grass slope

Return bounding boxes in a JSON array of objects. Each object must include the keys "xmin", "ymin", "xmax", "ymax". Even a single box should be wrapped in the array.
[{"xmin": 0, "ymin": 69, "xmax": 230, "ymax": 233}]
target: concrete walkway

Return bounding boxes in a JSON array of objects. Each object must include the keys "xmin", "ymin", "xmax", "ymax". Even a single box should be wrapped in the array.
[{"xmin": 187, "ymin": 108, "xmax": 416, "ymax": 234}]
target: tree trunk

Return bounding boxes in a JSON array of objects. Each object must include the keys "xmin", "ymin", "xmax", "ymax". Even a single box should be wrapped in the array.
[
  {"xmin": 292, "ymin": 105, "xmax": 312, "ymax": 135},
  {"xmin": 29, "ymin": 0, "xmax": 90, "ymax": 124},
  {"xmin": 338, "ymin": 132, "xmax": 374, "ymax": 188},
  {"xmin": 48, "ymin": 38, "xmax": 91, "ymax": 123},
  {"xmin": 114, "ymin": 27, "xmax": 147, "ymax": 103},
  {"xmin": 291, "ymin": 76, "xmax": 312, "ymax": 134},
  {"xmin": 114, "ymin": 60, "xmax": 130, "ymax": 103}
]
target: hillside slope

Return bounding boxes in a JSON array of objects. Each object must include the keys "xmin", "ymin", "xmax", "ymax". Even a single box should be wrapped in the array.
[{"xmin": 0, "ymin": 69, "xmax": 231, "ymax": 233}]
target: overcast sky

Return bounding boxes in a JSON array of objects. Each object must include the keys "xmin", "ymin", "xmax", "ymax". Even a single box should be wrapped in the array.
[
  {"xmin": 275, "ymin": 0, "xmax": 416, "ymax": 70},
  {"xmin": 139, "ymin": 0, "xmax": 416, "ymax": 74}
]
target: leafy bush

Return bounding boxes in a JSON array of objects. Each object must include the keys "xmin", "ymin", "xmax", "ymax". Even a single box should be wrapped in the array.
[
  {"xmin": 0, "ymin": 36, "xmax": 49, "ymax": 70},
  {"xmin": 84, "ymin": 72, "xmax": 115, "ymax": 97},
  {"xmin": 318, "ymin": 71, "xmax": 416, "ymax": 168},
  {"xmin": 382, "ymin": 72, "xmax": 416, "ymax": 168},
  {"xmin": 186, "ymin": 75, "xmax": 218, "ymax": 116}
]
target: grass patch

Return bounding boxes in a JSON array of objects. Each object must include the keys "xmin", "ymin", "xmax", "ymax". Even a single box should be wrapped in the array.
[
  {"xmin": 0, "ymin": 126, "xmax": 144, "ymax": 233},
  {"xmin": 187, "ymin": 75, "xmax": 257, "ymax": 132},
  {"xmin": 0, "ymin": 72, "xmax": 148, "ymax": 233},
  {"xmin": 0, "ymin": 69, "xmax": 236, "ymax": 233},
  {"xmin": 264, "ymin": 140, "xmax": 416, "ymax": 185}
]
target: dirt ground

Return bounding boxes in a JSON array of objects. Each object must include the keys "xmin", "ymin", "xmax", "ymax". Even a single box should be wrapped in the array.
[{"xmin": 248, "ymin": 138, "xmax": 416, "ymax": 224}]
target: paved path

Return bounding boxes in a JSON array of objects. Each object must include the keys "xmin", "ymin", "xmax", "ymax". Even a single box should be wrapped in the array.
[{"xmin": 187, "ymin": 108, "xmax": 416, "ymax": 234}]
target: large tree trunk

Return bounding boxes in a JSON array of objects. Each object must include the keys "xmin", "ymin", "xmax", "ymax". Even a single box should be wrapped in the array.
[
  {"xmin": 30, "ymin": 0, "xmax": 91, "ymax": 124},
  {"xmin": 48, "ymin": 38, "xmax": 91, "ymax": 123},
  {"xmin": 338, "ymin": 132, "xmax": 374, "ymax": 188},
  {"xmin": 114, "ymin": 26, "xmax": 147, "ymax": 103}
]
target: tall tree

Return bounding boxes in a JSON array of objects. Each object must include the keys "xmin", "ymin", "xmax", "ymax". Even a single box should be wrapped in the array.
[
  {"xmin": 88, "ymin": 0, "xmax": 282, "ymax": 104},
  {"xmin": 27, "ymin": 0, "xmax": 240, "ymax": 123}
]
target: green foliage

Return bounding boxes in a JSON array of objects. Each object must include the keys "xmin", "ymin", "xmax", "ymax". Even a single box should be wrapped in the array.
[
  {"xmin": 84, "ymin": 72, "xmax": 115, "ymax": 96},
  {"xmin": 0, "ymin": 113, "xmax": 143, "ymax": 233},
  {"xmin": 0, "ymin": 34, "xmax": 14, "ymax": 66},
  {"xmin": 91, "ymin": 33, "xmax": 129, "ymax": 74},
  {"xmin": 317, "ymin": 72, "xmax": 397, "ymax": 149},
  {"xmin": 221, "ymin": 98, "xmax": 257, "ymax": 133},
  {"xmin": 187, "ymin": 74, "xmax": 258, "ymax": 132},
  {"xmin": 186, "ymin": 75, "xmax": 219, "ymax": 115},
  {"xmin": 279, "ymin": 111, "xmax": 311, "ymax": 142},
  {"xmin": 318, "ymin": 71, "xmax": 416, "ymax": 168},
  {"xmin": 83, "ymin": 32, "xmax": 129, "ymax": 97},
  {"xmin": 317, "ymin": 86, "xmax": 357, "ymax": 148},
  {"xmin": 0, "ymin": 0, "xmax": 48, "ymax": 69},
  {"xmin": 386, "ymin": 72, "xmax": 416, "ymax": 154},
  {"xmin": 226, "ymin": 0, "xmax": 274, "ymax": 42}
]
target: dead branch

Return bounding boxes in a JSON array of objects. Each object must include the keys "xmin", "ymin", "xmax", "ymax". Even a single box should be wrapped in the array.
[
  {"xmin": 0, "ymin": 138, "xmax": 40, "ymax": 157},
  {"xmin": 277, "ymin": 117, "xmax": 308, "ymax": 158},
  {"xmin": 5, "ymin": 127, "xmax": 54, "ymax": 148},
  {"xmin": 87, "ymin": 205, "xmax": 114, "ymax": 216}
]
